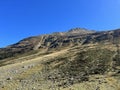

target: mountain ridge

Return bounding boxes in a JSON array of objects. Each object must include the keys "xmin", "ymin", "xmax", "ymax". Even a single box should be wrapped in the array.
[{"xmin": 0, "ymin": 28, "xmax": 120, "ymax": 60}]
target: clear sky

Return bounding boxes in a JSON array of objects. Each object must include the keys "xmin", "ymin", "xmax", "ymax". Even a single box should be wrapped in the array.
[{"xmin": 0, "ymin": 0, "xmax": 120, "ymax": 47}]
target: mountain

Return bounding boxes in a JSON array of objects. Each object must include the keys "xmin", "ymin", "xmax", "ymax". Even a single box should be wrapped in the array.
[
  {"xmin": 0, "ymin": 28, "xmax": 95, "ymax": 60},
  {"xmin": 0, "ymin": 28, "xmax": 120, "ymax": 90}
]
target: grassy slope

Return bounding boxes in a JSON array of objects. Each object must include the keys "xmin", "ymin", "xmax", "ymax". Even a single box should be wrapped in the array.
[{"xmin": 0, "ymin": 44, "xmax": 120, "ymax": 90}]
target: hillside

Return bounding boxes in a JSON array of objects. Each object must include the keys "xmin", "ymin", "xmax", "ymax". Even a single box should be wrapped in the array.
[{"xmin": 0, "ymin": 28, "xmax": 120, "ymax": 90}]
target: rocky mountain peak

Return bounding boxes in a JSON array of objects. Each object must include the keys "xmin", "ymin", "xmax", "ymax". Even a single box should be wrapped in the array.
[{"xmin": 67, "ymin": 27, "xmax": 95, "ymax": 34}]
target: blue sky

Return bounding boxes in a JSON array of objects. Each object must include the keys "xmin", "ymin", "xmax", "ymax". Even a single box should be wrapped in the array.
[{"xmin": 0, "ymin": 0, "xmax": 120, "ymax": 47}]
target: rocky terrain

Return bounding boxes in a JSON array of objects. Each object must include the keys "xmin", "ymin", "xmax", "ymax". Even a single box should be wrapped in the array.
[{"xmin": 0, "ymin": 28, "xmax": 120, "ymax": 90}]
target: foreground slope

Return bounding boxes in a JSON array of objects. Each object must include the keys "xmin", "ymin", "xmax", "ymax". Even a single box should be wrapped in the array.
[{"xmin": 0, "ymin": 28, "xmax": 120, "ymax": 90}]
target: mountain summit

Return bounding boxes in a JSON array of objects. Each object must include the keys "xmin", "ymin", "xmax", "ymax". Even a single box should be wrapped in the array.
[{"xmin": 68, "ymin": 27, "xmax": 95, "ymax": 34}]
